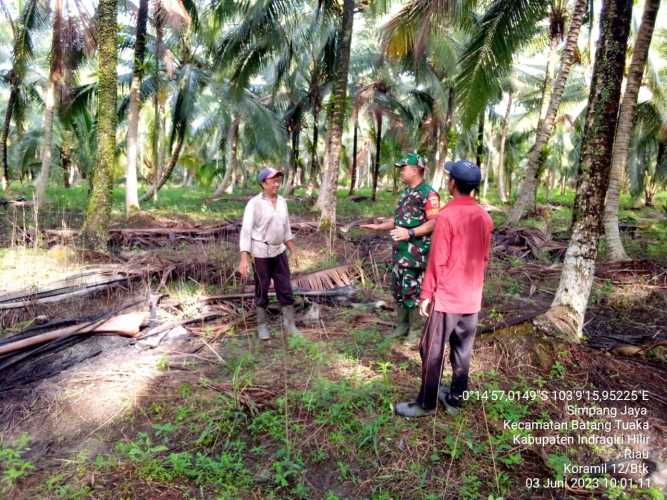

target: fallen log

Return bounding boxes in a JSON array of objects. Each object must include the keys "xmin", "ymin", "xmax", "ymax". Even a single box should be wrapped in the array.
[{"xmin": 0, "ymin": 312, "xmax": 147, "ymax": 356}]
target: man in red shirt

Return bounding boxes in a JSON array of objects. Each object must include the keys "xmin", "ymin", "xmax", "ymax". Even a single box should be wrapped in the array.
[{"xmin": 394, "ymin": 160, "xmax": 494, "ymax": 418}]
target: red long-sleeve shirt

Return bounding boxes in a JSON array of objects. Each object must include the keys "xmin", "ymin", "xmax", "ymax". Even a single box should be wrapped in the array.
[{"xmin": 420, "ymin": 196, "xmax": 494, "ymax": 314}]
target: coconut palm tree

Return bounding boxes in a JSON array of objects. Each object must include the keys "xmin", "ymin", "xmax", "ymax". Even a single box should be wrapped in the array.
[
  {"xmin": 140, "ymin": 60, "xmax": 207, "ymax": 202},
  {"xmin": 506, "ymin": 0, "xmax": 588, "ymax": 224},
  {"xmin": 496, "ymin": 86, "xmax": 513, "ymax": 202},
  {"xmin": 125, "ymin": 0, "xmax": 149, "ymax": 214},
  {"xmin": 33, "ymin": 0, "xmax": 64, "ymax": 209},
  {"xmin": 603, "ymin": 0, "xmax": 661, "ymax": 261},
  {"xmin": 353, "ymin": 78, "xmax": 408, "ymax": 201},
  {"xmin": 317, "ymin": 0, "xmax": 354, "ymax": 229},
  {"xmin": 208, "ymin": 82, "xmax": 287, "ymax": 198},
  {"xmin": 81, "ymin": 0, "xmax": 118, "ymax": 248},
  {"xmin": 626, "ymin": 101, "xmax": 667, "ymax": 207},
  {"xmin": 0, "ymin": 0, "xmax": 44, "ymax": 190},
  {"xmin": 534, "ymin": 0, "xmax": 633, "ymax": 343},
  {"xmin": 381, "ymin": 6, "xmax": 462, "ymax": 191}
]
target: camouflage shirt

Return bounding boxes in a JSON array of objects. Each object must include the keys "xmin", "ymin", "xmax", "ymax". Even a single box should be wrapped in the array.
[{"xmin": 393, "ymin": 182, "xmax": 440, "ymax": 269}]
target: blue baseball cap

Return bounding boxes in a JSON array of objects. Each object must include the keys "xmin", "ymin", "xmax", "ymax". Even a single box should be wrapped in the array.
[
  {"xmin": 444, "ymin": 160, "xmax": 482, "ymax": 187},
  {"xmin": 257, "ymin": 167, "xmax": 284, "ymax": 184}
]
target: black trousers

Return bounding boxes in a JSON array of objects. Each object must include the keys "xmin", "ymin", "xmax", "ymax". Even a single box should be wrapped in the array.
[
  {"xmin": 416, "ymin": 311, "xmax": 478, "ymax": 410},
  {"xmin": 253, "ymin": 251, "xmax": 294, "ymax": 308}
]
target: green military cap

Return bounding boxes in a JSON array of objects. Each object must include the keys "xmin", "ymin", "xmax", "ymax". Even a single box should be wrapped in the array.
[{"xmin": 395, "ymin": 152, "xmax": 425, "ymax": 168}]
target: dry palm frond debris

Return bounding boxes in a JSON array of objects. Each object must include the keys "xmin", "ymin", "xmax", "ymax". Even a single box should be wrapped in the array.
[
  {"xmin": 0, "ymin": 269, "xmax": 138, "ymax": 310},
  {"xmin": 595, "ymin": 259, "xmax": 666, "ymax": 286},
  {"xmin": 493, "ymin": 227, "xmax": 567, "ymax": 260},
  {"xmin": 41, "ymin": 220, "xmax": 331, "ymax": 249},
  {"xmin": 44, "ymin": 224, "xmax": 241, "ymax": 248},
  {"xmin": 291, "ymin": 264, "xmax": 356, "ymax": 291},
  {"xmin": 201, "ymin": 381, "xmax": 280, "ymax": 414}
]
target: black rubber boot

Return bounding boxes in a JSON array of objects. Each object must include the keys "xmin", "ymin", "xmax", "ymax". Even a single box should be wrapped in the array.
[
  {"xmin": 391, "ymin": 305, "xmax": 410, "ymax": 338},
  {"xmin": 403, "ymin": 308, "xmax": 422, "ymax": 347}
]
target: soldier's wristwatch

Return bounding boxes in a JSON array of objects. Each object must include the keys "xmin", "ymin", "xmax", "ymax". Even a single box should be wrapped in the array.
[{"xmin": 408, "ymin": 228, "xmax": 416, "ymax": 238}]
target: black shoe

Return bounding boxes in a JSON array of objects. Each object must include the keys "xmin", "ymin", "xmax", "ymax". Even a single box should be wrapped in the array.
[{"xmin": 437, "ymin": 387, "xmax": 461, "ymax": 416}]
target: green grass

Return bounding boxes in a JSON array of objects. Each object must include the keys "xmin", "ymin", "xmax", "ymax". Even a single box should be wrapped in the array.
[
  {"xmin": 0, "ymin": 434, "xmax": 34, "ymax": 493},
  {"xmin": 7, "ymin": 181, "xmax": 403, "ymax": 223},
  {"xmin": 7, "ymin": 310, "xmax": 667, "ymax": 499}
]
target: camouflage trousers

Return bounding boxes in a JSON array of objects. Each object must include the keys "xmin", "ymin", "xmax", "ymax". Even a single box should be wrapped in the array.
[{"xmin": 391, "ymin": 264, "xmax": 424, "ymax": 310}]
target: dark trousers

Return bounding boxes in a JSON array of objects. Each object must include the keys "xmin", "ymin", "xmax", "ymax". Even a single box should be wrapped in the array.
[
  {"xmin": 253, "ymin": 251, "xmax": 294, "ymax": 309},
  {"xmin": 416, "ymin": 311, "xmax": 478, "ymax": 410}
]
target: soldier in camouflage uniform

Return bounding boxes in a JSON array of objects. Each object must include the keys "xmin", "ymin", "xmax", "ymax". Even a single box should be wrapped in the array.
[{"xmin": 361, "ymin": 153, "xmax": 441, "ymax": 344}]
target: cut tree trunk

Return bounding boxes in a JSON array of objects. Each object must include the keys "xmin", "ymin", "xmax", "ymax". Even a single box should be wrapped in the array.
[
  {"xmin": 125, "ymin": 0, "xmax": 149, "ymax": 214},
  {"xmin": 81, "ymin": 0, "xmax": 118, "ymax": 249},
  {"xmin": 603, "ymin": 0, "xmax": 660, "ymax": 262},
  {"xmin": 316, "ymin": 0, "xmax": 354, "ymax": 229},
  {"xmin": 508, "ymin": 0, "xmax": 588, "ymax": 224},
  {"xmin": 533, "ymin": 0, "xmax": 632, "ymax": 343}
]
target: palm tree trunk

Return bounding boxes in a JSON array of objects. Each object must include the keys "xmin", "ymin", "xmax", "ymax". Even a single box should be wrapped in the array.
[
  {"xmin": 151, "ymin": 0, "xmax": 164, "ymax": 203},
  {"xmin": 310, "ymin": 96, "xmax": 320, "ymax": 186},
  {"xmin": 508, "ymin": 0, "xmax": 588, "ymax": 224},
  {"xmin": 34, "ymin": 0, "xmax": 64, "ymax": 210},
  {"xmin": 140, "ymin": 134, "xmax": 185, "ymax": 201},
  {"xmin": 497, "ymin": 90, "xmax": 512, "ymax": 203},
  {"xmin": 60, "ymin": 146, "xmax": 71, "ymax": 188},
  {"xmin": 125, "ymin": 0, "xmax": 149, "ymax": 214},
  {"xmin": 603, "ymin": 0, "xmax": 660, "ymax": 262},
  {"xmin": 0, "ymin": 85, "xmax": 17, "ymax": 190},
  {"xmin": 371, "ymin": 113, "xmax": 382, "ymax": 202},
  {"xmin": 316, "ymin": 0, "xmax": 354, "ymax": 229},
  {"xmin": 431, "ymin": 87, "xmax": 455, "ymax": 192},
  {"xmin": 82, "ymin": 0, "xmax": 117, "ymax": 249},
  {"xmin": 348, "ymin": 119, "xmax": 358, "ymax": 196},
  {"xmin": 477, "ymin": 110, "xmax": 487, "ymax": 198},
  {"xmin": 210, "ymin": 116, "xmax": 240, "ymax": 199},
  {"xmin": 534, "ymin": 0, "xmax": 632, "ymax": 343},
  {"xmin": 285, "ymin": 125, "xmax": 300, "ymax": 195},
  {"xmin": 476, "ymin": 110, "xmax": 485, "ymax": 167}
]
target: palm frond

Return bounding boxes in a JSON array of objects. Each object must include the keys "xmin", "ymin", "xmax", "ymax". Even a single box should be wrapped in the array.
[
  {"xmin": 381, "ymin": 0, "xmax": 475, "ymax": 62},
  {"xmin": 455, "ymin": 0, "xmax": 547, "ymax": 127},
  {"xmin": 292, "ymin": 264, "xmax": 356, "ymax": 291},
  {"xmin": 169, "ymin": 63, "xmax": 207, "ymax": 147}
]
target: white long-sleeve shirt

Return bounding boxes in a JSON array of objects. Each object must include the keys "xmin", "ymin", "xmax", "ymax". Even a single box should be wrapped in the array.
[{"xmin": 239, "ymin": 193, "xmax": 294, "ymax": 258}]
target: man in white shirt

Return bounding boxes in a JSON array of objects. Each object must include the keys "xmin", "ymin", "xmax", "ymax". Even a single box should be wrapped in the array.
[{"xmin": 239, "ymin": 167, "xmax": 299, "ymax": 340}]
